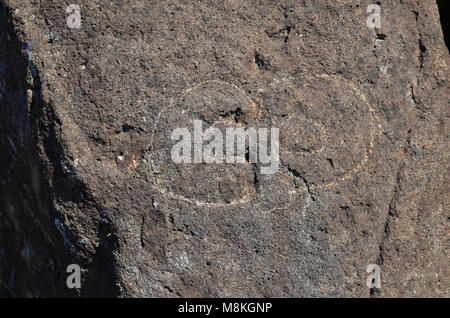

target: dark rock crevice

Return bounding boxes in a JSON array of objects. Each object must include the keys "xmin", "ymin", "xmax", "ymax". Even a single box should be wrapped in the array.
[
  {"xmin": 0, "ymin": 3, "xmax": 119, "ymax": 297},
  {"xmin": 371, "ymin": 125, "xmax": 413, "ymax": 298},
  {"xmin": 436, "ymin": 0, "xmax": 449, "ymax": 50}
]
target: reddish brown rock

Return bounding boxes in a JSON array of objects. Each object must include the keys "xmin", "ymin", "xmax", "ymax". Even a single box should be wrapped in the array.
[{"xmin": 0, "ymin": 0, "xmax": 448, "ymax": 297}]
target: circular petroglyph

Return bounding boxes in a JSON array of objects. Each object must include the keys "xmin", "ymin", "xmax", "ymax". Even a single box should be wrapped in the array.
[
  {"xmin": 278, "ymin": 74, "xmax": 380, "ymax": 189},
  {"xmin": 146, "ymin": 76, "xmax": 380, "ymax": 208},
  {"xmin": 147, "ymin": 80, "xmax": 305, "ymax": 209}
]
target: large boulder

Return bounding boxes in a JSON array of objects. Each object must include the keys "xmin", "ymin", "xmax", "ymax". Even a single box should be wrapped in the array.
[{"xmin": 0, "ymin": 0, "xmax": 448, "ymax": 297}]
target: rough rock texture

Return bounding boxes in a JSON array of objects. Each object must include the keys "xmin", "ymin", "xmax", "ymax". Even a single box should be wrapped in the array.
[{"xmin": 0, "ymin": 0, "xmax": 448, "ymax": 297}]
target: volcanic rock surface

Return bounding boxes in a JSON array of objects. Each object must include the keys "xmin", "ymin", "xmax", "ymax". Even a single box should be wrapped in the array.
[{"xmin": 0, "ymin": 0, "xmax": 448, "ymax": 297}]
